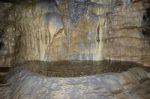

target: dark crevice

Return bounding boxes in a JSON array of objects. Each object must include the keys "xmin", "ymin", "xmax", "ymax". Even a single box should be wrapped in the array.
[
  {"xmin": 0, "ymin": 42, "xmax": 4, "ymax": 50},
  {"xmin": 142, "ymin": 7, "xmax": 150, "ymax": 45},
  {"xmin": 0, "ymin": 76, "xmax": 7, "ymax": 84},
  {"xmin": 0, "ymin": 31, "xmax": 4, "ymax": 50},
  {"xmin": 96, "ymin": 24, "xmax": 100, "ymax": 43},
  {"xmin": 0, "ymin": 0, "xmax": 55, "ymax": 4},
  {"xmin": 0, "ymin": 67, "xmax": 11, "ymax": 84},
  {"xmin": 0, "ymin": 0, "xmax": 16, "ymax": 3},
  {"xmin": 0, "ymin": 67, "xmax": 11, "ymax": 72}
]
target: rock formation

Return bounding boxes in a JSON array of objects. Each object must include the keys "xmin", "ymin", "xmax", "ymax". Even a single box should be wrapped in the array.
[
  {"xmin": 0, "ymin": 0, "xmax": 149, "ymax": 66},
  {"xmin": 0, "ymin": 0, "xmax": 150, "ymax": 99},
  {"xmin": 1, "ymin": 61, "xmax": 150, "ymax": 99}
]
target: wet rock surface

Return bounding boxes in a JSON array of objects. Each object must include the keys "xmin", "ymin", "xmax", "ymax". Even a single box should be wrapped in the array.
[
  {"xmin": 0, "ymin": 0, "xmax": 150, "ymax": 67},
  {"xmin": 0, "ymin": 61, "xmax": 149, "ymax": 99},
  {"xmin": 0, "ymin": 0, "xmax": 150, "ymax": 98},
  {"xmin": 9, "ymin": 60, "xmax": 150, "ymax": 77}
]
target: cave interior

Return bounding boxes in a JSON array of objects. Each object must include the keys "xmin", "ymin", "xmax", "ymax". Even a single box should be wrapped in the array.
[{"xmin": 0, "ymin": 0, "xmax": 150, "ymax": 99}]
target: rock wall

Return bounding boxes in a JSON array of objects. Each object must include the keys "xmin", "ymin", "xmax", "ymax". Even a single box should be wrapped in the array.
[
  {"xmin": 0, "ymin": 2, "xmax": 14, "ymax": 67},
  {"xmin": 3, "ymin": 63, "xmax": 150, "ymax": 99},
  {"xmin": 102, "ymin": 0, "xmax": 150, "ymax": 66},
  {"xmin": 0, "ymin": 0, "xmax": 150, "ymax": 66}
]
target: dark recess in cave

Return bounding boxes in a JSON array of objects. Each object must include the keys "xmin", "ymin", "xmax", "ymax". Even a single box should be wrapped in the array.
[
  {"xmin": 0, "ymin": 0, "xmax": 55, "ymax": 3},
  {"xmin": 0, "ymin": 32, "xmax": 4, "ymax": 50},
  {"xmin": 0, "ymin": 0, "xmax": 15, "ymax": 3},
  {"xmin": 0, "ymin": 42, "xmax": 4, "ymax": 50},
  {"xmin": 142, "ymin": 7, "xmax": 150, "ymax": 44}
]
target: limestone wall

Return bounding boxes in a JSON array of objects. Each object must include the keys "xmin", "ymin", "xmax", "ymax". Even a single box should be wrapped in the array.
[{"xmin": 0, "ymin": 0, "xmax": 150, "ymax": 66}]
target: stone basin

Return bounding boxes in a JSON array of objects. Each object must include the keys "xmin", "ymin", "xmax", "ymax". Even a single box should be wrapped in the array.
[
  {"xmin": 11, "ymin": 60, "xmax": 149, "ymax": 77},
  {"xmin": 5, "ymin": 61, "xmax": 150, "ymax": 99}
]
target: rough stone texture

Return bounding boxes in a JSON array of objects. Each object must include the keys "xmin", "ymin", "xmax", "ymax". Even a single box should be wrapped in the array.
[
  {"xmin": 1, "ymin": 63, "xmax": 149, "ymax": 99},
  {"xmin": 0, "ymin": 0, "xmax": 150, "ymax": 65},
  {"xmin": 0, "ymin": 1, "xmax": 150, "ymax": 99},
  {"xmin": 0, "ymin": 2, "xmax": 15, "ymax": 67},
  {"xmin": 0, "ymin": 0, "xmax": 149, "ymax": 67},
  {"xmin": 102, "ymin": 0, "xmax": 150, "ymax": 66}
]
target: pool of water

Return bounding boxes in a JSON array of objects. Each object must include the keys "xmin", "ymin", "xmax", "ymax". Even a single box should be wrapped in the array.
[{"xmin": 12, "ymin": 60, "xmax": 150, "ymax": 77}]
